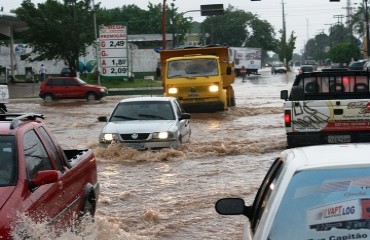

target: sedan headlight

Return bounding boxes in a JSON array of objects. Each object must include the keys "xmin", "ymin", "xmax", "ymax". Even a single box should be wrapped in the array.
[
  {"xmin": 209, "ymin": 85, "xmax": 219, "ymax": 92},
  {"xmin": 168, "ymin": 87, "xmax": 178, "ymax": 94},
  {"xmin": 99, "ymin": 133, "xmax": 120, "ymax": 143},
  {"xmin": 152, "ymin": 131, "xmax": 175, "ymax": 139}
]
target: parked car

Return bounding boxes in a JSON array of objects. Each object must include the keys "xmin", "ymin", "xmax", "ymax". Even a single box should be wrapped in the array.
[
  {"xmin": 39, "ymin": 77, "xmax": 108, "ymax": 101},
  {"xmin": 98, "ymin": 96, "xmax": 191, "ymax": 150},
  {"xmin": 271, "ymin": 63, "xmax": 287, "ymax": 74},
  {"xmin": 60, "ymin": 67, "xmax": 76, "ymax": 77},
  {"xmin": 0, "ymin": 113, "xmax": 99, "ymax": 238},
  {"xmin": 299, "ymin": 65, "xmax": 315, "ymax": 73},
  {"xmin": 348, "ymin": 60, "xmax": 367, "ymax": 70},
  {"xmin": 215, "ymin": 143, "xmax": 370, "ymax": 239}
]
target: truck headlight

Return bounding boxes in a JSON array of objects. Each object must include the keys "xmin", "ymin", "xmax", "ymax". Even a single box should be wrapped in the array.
[
  {"xmin": 209, "ymin": 85, "xmax": 219, "ymax": 92},
  {"xmin": 168, "ymin": 87, "xmax": 178, "ymax": 94},
  {"xmin": 100, "ymin": 133, "xmax": 119, "ymax": 143},
  {"xmin": 152, "ymin": 131, "xmax": 174, "ymax": 139}
]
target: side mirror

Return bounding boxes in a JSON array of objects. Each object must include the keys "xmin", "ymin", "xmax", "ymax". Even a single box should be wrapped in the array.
[
  {"xmin": 215, "ymin": 198, "xmax": 253, "ymax": 219},
  {"xmin": 156, "ymin": 67, "xmax": 161, "ymax": 77},
  {"xmin": 98, "ymin": 116, "xmax": 107, "ymax": 122},
  {"xmin": 31, "ymin": 170, "xmax": 60, "ymax": 187},
  {"xmin": 280, "ymin": 90, "xmax": 288, "ymax": 100},
  {"xmin": 180, "ymin": 113, "xmax": 191, "ymax": 120},
  {"xmin": 226, "ymin": 67, "xmax": 232, "ymax": 75}
]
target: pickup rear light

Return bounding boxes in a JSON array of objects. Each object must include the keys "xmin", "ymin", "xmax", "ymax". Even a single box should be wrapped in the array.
[{"xmin": 284, "ymin": 110, "xmax": 291, "ymax": 127}]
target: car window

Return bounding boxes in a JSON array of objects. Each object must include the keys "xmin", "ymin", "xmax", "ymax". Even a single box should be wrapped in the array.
[
  {"xmin": 251, "ymin": 158, "xmax": 284, "ymax": 232},
  {"xmin": 111, "ymin": 101, "xmax": 175, "ymax": 121},
  {"xmin": 23, "ymin": 130, "xmax": 52, "ymax": 181},
  {"xmin": 0, "ymin": 136, "xmax": 16, "ymax": 186},
  {"xmin": 64, "ymin": 79, "xmax": 78, "ymax": 86},
  {"xmin": 46, "ymin": 78, "xmax": 63, "ymax": 86},
  {"xmin": 268, "ymin": 167, "xmax": 370, "ymax": 239},
  {"xmin": 296, "ymin": 75, "xmax": 370, "ymax": 96},
  {"xmin": 38, "ymin": 126, "xmax": 66, "ymax": 172}
]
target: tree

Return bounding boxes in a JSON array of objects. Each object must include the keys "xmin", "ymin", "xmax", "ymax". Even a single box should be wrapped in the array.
[
  {"xmin": 201, "ymin": 5, "xmax": 276, "ymax": 61},
  {"xmin": 329, "ymin": 42, "xmax": 361, "ymax": 65},
  {"xmin": 97, "ymin": 3, "xmax": 192, "ymax": 47},
  {"xmin": 276, "ymin": 30, "xmax": 296, "ymax": 67},
  {"xmin": 14, "ymin": 0, "xmax": 95, "ymax": 75}
]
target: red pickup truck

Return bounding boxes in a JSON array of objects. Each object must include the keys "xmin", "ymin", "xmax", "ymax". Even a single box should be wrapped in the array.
[{"xmin": 0, "ymin": 113, "xmax": 100, "ymax": 239}]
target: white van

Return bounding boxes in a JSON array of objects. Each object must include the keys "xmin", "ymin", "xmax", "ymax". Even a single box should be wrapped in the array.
[{"xmin": 280, "ymin": 69, "xmax": 370, "ymax": 148}]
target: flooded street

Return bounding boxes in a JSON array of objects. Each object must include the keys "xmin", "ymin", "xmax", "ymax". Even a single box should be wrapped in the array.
[{"xmin": 9, "ymin": 68, "xmax": 298, "ymax": 239}]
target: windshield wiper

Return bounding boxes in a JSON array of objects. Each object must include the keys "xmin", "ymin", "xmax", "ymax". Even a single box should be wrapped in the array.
[
  {"xmin": 138, "ymin": 114, "xmax": 165, "ymax": 120},
  {"xmin": 113, "ymin": 115, "xmax": 137, "ymax": 120}
]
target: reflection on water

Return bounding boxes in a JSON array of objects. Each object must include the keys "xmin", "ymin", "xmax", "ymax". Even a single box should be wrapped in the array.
[{"xmin": 7, "ymin": 69, "xmax": 290, "ymax": 239}]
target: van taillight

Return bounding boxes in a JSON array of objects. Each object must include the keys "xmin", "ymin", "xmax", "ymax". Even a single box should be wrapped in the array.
[{"xmin": 284, "ymin": 110, "xmax": 291, "ymax": 127}]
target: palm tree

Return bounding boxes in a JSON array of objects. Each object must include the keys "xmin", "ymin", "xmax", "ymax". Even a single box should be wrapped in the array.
[{"xmin": 352, "ymin": 3, "xmax": 367, "ymax": 39}]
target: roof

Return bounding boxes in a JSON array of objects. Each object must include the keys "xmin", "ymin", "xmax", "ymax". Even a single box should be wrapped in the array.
[
  {"xmin": 284, "ymin": 144, "xmax": 370, "ymax": 171},
  {"xmin": 119, "ymin": 96, "xmax": 175, "ymax": 103},
  {"xmin": 128, "ymin": 34, "xmax": 173, "ymax": 42}
]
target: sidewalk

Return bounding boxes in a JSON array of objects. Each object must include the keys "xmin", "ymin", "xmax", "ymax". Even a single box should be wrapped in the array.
[{"xmin": 7, "ymin": 82, "xmax": 163, "ymax": 99}]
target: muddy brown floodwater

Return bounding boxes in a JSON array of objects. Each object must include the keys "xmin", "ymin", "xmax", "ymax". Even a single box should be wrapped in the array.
[{"xmin": 9, "ymin": 68, "xmax": 298, "ymax": 239}]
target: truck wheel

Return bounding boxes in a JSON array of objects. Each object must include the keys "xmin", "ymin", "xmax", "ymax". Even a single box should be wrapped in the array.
[
  {"xmin": 44, "ymin": 94, "xmax": 54, "ymax": 102},
  {"xmin": 86, "ymin": 92, "xmax": 97, "ymax": 101}
]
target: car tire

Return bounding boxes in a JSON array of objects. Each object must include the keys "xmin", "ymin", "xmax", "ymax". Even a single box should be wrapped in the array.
[
  {"xmin": 44, "ymin": 94, "xmax": 54, "ymax": 102},
  {"xmin": 86, "ymin": 92, "xmax": 97, "ymax": 101}
]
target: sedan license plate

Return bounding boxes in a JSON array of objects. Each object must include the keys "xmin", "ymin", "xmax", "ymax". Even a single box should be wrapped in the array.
[{"xmin": 328, "ymin": 135, "xmax": 351, "ymax": 144}]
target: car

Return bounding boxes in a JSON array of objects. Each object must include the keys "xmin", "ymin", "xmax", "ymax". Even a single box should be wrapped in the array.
[
  {"xmin": 299, "ymin": 64, "xmax": 315, "ymax": 73},
  {"xmin": 60, "ymin": 67, "xmax": 76, "ymax": 77},
  {"xmin": 304, "ymin": 59, "xmax": 318, "ymax": 71},
  {"xmin": 215, "ymin": 143, "xmax": 370, "ymax": 239},
  {"xmin": 98, "ymin": 96, "xmax": 191, "ymax": 150},
  {"xmin": 0, "ymin": 113, "xmax": 99, "ymax": 238},
  {"xmin": 348, "ymin": 60, "xmax": 368, "ymax": 70},
  {"xmin": 39, "ymin": 76, "xmax": 108, "ymax": 101},
  {"xmin": 271, "ymin": 62, "xmax": 287, "ymax": 74}
]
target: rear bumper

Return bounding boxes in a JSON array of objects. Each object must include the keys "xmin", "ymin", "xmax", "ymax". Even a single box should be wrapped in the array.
[{"xmin": 286, "ymin": 131, "xmax": 370, "ymax": 148}]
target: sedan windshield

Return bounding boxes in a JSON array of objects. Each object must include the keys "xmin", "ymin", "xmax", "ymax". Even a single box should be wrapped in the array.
[
  {"xmin": 111, "ymin": 101, "xmax": 175, "ymax": 121},
  {"xmin": 0, "ymin": 136, "xmax": 16, "ymax": 186},
  {"xmin": 268, "ymin": 167, "xmax": 370, "ymax": 239}
]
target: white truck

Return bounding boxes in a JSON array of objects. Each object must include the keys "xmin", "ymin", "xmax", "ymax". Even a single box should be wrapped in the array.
[
  {"xmin": 280, "ymin": 69, "xmax": 370, "ymax": 148},
  {"xmin": 0, "ymin": 67, "xmax": 9, "ymax": 113},
  {"xmin": 308, "ymin": 198, "xmax": 370, "ymax": 231},
  {"xmin": 229, "ymin": 47, "xmax": 262, "ymax": 75}
]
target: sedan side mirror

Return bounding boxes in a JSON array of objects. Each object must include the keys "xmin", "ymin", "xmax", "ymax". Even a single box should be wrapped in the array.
[
  {"xmin": 98, "ymin": 116, "xmax": 107, "ymax": 122},
  {"xmin": 180, "ymin": 113, "xmax": 191, "ymax": 120}
]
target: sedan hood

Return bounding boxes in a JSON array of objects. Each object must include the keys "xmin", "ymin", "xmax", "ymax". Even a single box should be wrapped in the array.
[
  {"xmin": 103, "ymin": 120, "xmax": 177, "ymax": 133},
  {"xmin": 0, "ymin": 186, "xmax": 16, "ymax": 210}
]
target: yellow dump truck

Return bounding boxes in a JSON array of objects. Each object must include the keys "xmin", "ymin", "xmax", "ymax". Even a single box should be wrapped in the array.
[{"xmin": 156, "ymin": 46, "xmax": 235, "ymax": 112}]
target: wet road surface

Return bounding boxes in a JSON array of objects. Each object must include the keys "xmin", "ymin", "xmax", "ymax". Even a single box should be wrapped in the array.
[{"xmin": 8, "ymin": 68, "xmax": 299, "ymax": 239}]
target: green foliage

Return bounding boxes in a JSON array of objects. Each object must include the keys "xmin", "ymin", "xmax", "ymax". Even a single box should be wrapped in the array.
[
  {"xmin": 329, "ymin": 43, "xmax": 361, "ymax": 64},
  {"xmin": 276, "ymin": 30, "xmax": 296, "ymax": 64},
  {"xmin": 14, "ymin": 0, "xmax": 95, "ymax": 74}
]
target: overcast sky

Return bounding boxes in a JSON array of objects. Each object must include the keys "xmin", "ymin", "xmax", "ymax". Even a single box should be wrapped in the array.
[{"xmin": 1, "ymin": 0, "xmax": 359, "ymax": 53}]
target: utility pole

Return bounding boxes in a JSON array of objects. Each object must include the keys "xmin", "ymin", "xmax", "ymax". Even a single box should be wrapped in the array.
[
  {"xmin": 162, "ymin": 0, "xmax": 167, "ymax": 49},
  {"xmin": 365, "ymin": 0, "xmax": 370, "ymax": 60},
  {"xmin": 282, "ymin": 1, "xmax": 287, "ymax": 67}
]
